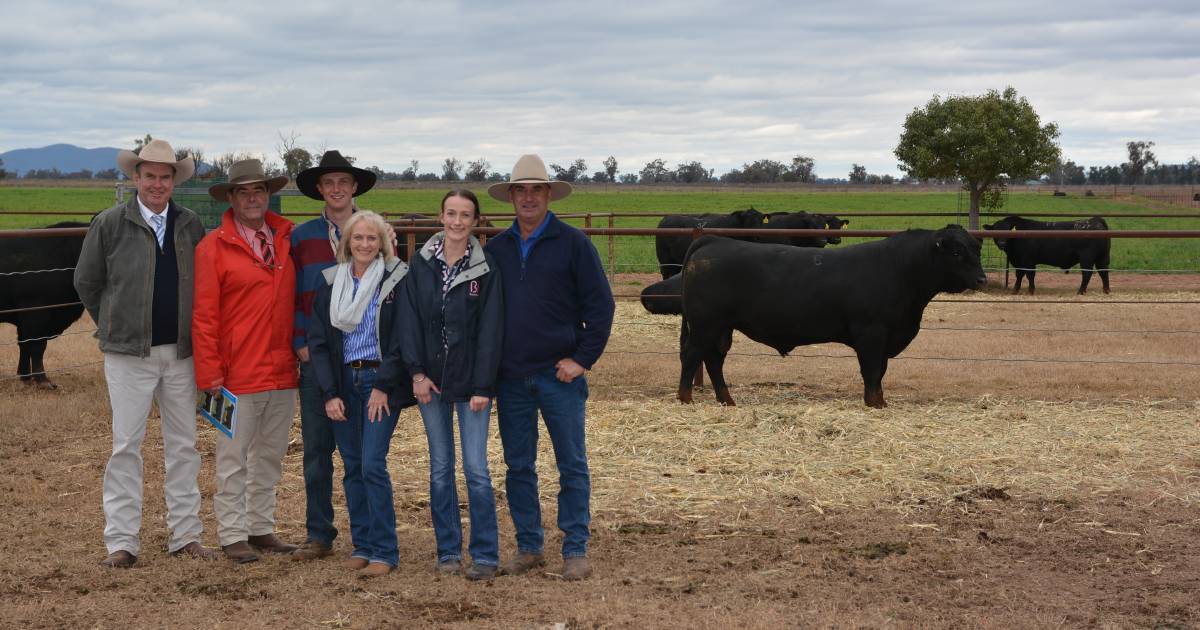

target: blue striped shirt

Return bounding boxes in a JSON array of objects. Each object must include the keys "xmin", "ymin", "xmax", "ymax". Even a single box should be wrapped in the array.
[{"xmin": 343, "ymin": 276, "xmax": 381, "ymax": 362}]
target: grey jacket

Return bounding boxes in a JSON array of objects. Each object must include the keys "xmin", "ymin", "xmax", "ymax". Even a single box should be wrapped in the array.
[{"xmin": 73, "ymin": 197, "xmax": 206, "ymax": 358}]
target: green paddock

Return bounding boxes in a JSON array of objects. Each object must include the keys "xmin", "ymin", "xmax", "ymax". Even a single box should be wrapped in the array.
[{"xmin": 1, "ymin": 187, "xmax": 1197, "ymax": 274}]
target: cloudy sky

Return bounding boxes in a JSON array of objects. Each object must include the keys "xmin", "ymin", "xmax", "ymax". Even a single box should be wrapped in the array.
[{"xmin": 2, "ymin": 1, "xmax": 1197, "ymax": 179}]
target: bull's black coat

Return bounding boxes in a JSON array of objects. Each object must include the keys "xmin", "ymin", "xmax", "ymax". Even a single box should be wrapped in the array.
[
  {"xmin": 0, "ymin": 222, "xmax": 87, "ymax": 387},
  {"xmin": 678, "ymin": 225, "xmax": 986, "ymax": 408},
  {"xmin": 982, "ymin": 215, "xmax": 1110, "ymax": 294}
]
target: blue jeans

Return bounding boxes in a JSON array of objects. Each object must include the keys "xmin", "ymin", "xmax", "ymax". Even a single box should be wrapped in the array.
[
  {"xmin": 418, "ymin": 392, "xmax": 499, "ymax": 567},
  {"xmin": 496, "ymin": 368, "xmax": 590, "ymax": 558},
  {"xmin": 331, "ymin": 365, "xmax": 399, "ymax": 567},
  {"xmin": 299, "ymin": 362, "xmax": 337, "ymax": 546}
]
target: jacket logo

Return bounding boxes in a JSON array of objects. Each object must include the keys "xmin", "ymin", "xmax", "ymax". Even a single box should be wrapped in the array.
[
  {"xmin": 384, "ymin": 288, "xmax": 396, "ymax": 304},
  {"xmin": 468, "ymin": 280, "xmax": 480, "ymax": 297}
]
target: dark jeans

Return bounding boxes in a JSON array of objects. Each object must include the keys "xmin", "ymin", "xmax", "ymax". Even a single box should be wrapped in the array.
[
  {"xmin": 331, "ymin": 365, "xmax": 400, "ymax": 566},
  {"xmin": 299, "ymin": 361, "xmax": 337, "ymax": 546},
  {"xmin": 496, "ymin": 368, "xmax": 590, "ymax": 558}
]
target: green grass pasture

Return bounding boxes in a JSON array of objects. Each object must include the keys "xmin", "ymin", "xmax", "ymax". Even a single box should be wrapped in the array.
[{"xmin": 2, "ymin": 187, "xmax": 1196, "ymax": 274}]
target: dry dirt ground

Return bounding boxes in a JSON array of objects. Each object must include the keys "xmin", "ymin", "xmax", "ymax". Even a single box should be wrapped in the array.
[{"xmin": 1, "ymin": 275, "xmax": 1198, "ymax": 629}]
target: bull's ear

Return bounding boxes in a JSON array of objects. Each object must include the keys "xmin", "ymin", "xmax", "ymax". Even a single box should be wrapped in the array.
[{"xmin": 934, "ymin": 236, "xmax": 944, "ymax": 250}]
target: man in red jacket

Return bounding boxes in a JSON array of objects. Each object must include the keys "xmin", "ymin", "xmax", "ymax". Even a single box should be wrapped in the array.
[{"xmin": 192, "ymin": 159, "xmax": 300, "ymax": 564}]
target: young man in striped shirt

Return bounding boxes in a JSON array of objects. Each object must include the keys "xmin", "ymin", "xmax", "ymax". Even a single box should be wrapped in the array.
[{"xmin": 289, "ymin": 151, "xmax": 378, "ymax": 561}]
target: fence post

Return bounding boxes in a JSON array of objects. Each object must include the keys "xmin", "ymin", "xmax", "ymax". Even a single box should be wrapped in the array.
[
  {"xmin": 606, "ymin": 214, "xmax": 615, "ymax": 284},
  {"xmin": 405, "ymin": 217, "xmax": 417, "ymax": 261}
]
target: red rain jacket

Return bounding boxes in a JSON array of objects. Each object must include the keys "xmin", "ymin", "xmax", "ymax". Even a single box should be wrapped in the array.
[{"xmin": 192, "ymin": 209, "xmax": 298, "ymax": 395}]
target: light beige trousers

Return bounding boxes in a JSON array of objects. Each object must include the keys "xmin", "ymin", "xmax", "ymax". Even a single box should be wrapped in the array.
[
  {"xmin": 214, "ymin": 388, "xmax": 296, "ymax": 546},
  {"xmin": 102, "ymin": 345, "xmax": 203, "ymax": 555}
]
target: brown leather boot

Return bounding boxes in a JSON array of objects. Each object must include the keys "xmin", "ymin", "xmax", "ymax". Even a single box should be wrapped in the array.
[
  {"xmin": 247, "ymin": 533, "xmax": 299, "ymax": 554},
  {"xmin": 561, "ymin": 556, "xmax": 591, "ymax": 581},
  {"xmin": 169, "ymin": 541, "xmax": 219, "ymax": 561},
  {"xmin": 100, "ymin": 550, "xmax": 137, "ymax": 568},
  {"xmin": 290, "ymin": 539, "xmax": 332, "ymax": 561},
  {"xmin": 357, "ymin": 562, "xmax": 393, "ymax": 579},
  {"xmin": 222, "ymin": 541, "xmax": 260, "ymax": 564},
  {"xmin": 499, "ymin": 552, "xmax": 545, "ymax": 576},
  {"xmin": 344, "ymin": 556, "xmax": 369, "ymax": 570}
]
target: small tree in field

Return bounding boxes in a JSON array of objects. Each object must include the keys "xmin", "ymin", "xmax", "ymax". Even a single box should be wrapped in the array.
[{"xmin": 894, "ymin": 87, "xmax": 1060, "ymax": 229}]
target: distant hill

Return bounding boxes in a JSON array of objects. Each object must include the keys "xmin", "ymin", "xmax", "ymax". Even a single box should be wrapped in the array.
[{"xmin": 0, "ymin": 144, "xmax": 126, "ymax": 177}]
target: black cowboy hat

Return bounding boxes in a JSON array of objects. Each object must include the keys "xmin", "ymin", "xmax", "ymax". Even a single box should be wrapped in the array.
[{"xmin": 296, "ymin": 150, "xmax": 377, "ymax": 201}]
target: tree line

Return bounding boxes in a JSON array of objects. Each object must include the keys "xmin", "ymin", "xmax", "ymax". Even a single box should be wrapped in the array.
[{"xmin": 4, "ymin": 129, "xmax": 1197, "ymax": 188}]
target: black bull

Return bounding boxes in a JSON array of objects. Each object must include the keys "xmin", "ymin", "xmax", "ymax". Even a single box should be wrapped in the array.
[
  {"xmin": 982, "ymin": 215, "xmax": 1111, "ymax": 295},
  {"xmin": 0, "ymin": 222, "xmax": 88, "ymax": 388},
  {"xmin": 678, "ymin": 225, "xmax": 986, "ymax": 408}
]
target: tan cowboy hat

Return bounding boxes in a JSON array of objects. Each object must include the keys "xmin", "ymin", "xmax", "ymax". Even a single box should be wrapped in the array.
[
  {"xmin": 116, "ymin": 138, "xmax": 195, "ymax": 185},
  {"xmin": 487, "ymin": 154, "xmax": 573, "ymax": 202},
  {"xmin": 207, "ymin": 159, "xmax": 289, "ymax": 200}
]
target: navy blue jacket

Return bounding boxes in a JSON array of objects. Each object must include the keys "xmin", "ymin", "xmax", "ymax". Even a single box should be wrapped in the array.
[
  {"xmin": 306, "ymin": 258, "xmax": 417, "ymax": 410},
  {"xmin": 398, "ymin": 234, "xmax": 504, "ymax": 401},
  {"xmin": 484, "ymin": 213, "xmax": 615, "ymax": 379}
]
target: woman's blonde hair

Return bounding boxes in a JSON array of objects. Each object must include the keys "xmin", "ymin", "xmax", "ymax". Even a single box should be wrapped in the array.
[{"xmin": 336, "ymin": 210, "xmax": 395, "ymax": 263}]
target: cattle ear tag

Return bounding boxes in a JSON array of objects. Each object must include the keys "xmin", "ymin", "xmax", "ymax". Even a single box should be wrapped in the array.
[{"xmin": 762, "ymin": 216, "xmax": 769, "ymax": 224}]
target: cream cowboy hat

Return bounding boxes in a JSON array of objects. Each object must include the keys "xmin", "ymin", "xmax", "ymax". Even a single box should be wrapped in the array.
[
  {"xmin": 116, "ymin": 138, "xmax": 195, "ymax": 185},
  {"xmin": 207, "ymin": 159, "xmax": 289, "ymax": 200},
  {"xmin": 487, "ymin": 154, "xmax": 573, "ymax": 202}
]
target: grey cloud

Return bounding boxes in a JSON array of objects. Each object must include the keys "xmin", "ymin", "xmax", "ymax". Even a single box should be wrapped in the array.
[{"xmin": 2, "ymin": 1, "xmax": 1198, "ymax": 178}]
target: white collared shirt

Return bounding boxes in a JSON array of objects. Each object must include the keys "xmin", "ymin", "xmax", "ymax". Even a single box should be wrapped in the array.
[
  {"xmin": 137, "ymin": 195, "xmax": 169, "ymax": 249},
  {"xmin": 137, "ymin": 194, "xmax": 168, "ymax": 224}
]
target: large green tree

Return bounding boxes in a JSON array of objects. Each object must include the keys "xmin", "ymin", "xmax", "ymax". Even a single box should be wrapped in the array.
[{"xmin": 894, "ymin": 87, "xmax": 1060, "ymax": 228}]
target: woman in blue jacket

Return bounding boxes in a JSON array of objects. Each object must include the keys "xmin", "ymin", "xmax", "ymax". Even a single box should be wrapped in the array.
[
  {"xmin": 307, "ymin": 210, "xmax": 414, "ymax": 578},
  {"xmin": 398, "ymin": 189, "xmax": 504, "ymax": 580}
]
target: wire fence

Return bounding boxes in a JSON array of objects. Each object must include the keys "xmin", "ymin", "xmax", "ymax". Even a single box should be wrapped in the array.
[{"xmin": 3, "ymin": 221, "xmax": 1199, "ymax": 381}]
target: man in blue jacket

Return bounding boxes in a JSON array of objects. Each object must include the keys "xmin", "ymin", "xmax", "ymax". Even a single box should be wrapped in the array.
[{"xmin": 484, "ymin": 154, "xmax": 615, "ymax": 581}]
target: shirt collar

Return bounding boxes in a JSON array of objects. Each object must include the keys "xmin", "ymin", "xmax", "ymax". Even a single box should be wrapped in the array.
[
  {"xmin": 136, "ymin": 195, "xmax": 168, "ymax": 225},
  {"xmin": 509, "ymin": 211, "xmax": 554, "ymax": 242}
]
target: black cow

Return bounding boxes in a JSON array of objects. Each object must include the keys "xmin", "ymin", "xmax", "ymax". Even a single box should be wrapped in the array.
[
  {"xmin": 655, "ymin": 209, "xmax": 847, "ymax": 279},
  {"xmin": 678, "ymin": 225, "xmax": 986, "ymax": 408},
  {"xmin": 0, "ymin": 222, "xmax": 88, "ymax": 388},
  {"xmin": 982, "ymin": 215, "xmax": 1110, "ymax": 295},
  {"xmin": 757, "ymin": 211, "xmax": 831, "ymax": 248},
  {"xmin": 655, "ymin": 209, "xmax": 765, "ymax": 279}
]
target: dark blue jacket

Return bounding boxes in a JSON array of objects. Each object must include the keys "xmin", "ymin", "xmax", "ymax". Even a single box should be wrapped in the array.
[
  {"xmin": 398, "ymin": 234, "xmax": 504, "ymax": 401},
  {"xmin": 484, "ymin": 213, "xmax": 615, "ymax": 379},
  {"xmin": 307, "ymin": 258, "xmax": 416, "ymax": 410}
]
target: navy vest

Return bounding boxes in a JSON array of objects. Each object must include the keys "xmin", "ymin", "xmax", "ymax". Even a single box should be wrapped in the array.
[{"xmin": 151, "ymin": 208, "xmax": 180, "ymax": 347}]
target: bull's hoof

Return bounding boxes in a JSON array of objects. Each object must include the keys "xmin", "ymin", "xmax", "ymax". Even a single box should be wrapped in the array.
[
  {"xmin": 1103, "ymin": 288, "xmax": 1111, "ymax": 294},
  {"xmin": 35, "ymin": 380, "xmax": 58, "ymax": 390},
  {"xmin": 864, "ymin": 392, "xmax": 887, "ymax": 408},
  {"xmin": 677, "ymin": 390, "xmax": 694, "ymax": 404},
  {"xmin": 716, "ymin": 388, "xmax": 736, "ymax": 406}
]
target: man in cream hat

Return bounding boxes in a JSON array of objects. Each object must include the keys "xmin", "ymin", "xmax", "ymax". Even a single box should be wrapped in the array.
[
  {"xmin": 483, "ymin": 154, "xmax": 615, "ymax": 580},
  {"xmin": 74, "ymin": 138, "xmax": 215, "ymax": 567},
  {"xmin": 192, "ymin": 159, "xmax": 300, "ymax": 563}
]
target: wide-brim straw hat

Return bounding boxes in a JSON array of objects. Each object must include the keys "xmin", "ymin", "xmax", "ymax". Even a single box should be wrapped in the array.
[
  {"xmin": 208, "ymin": 159, "xmax": 289, "ymax": 200},
  {"xmin": 487, "ymin": 154, "xmax": 573, "ymax": 202},
  {"xmin": 116, "ymin": 138, "xmax": 195, "ymax": 185},
  {"xmin": 295, "ymin": 150, "xmax": 377, "ymax": 201}
]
